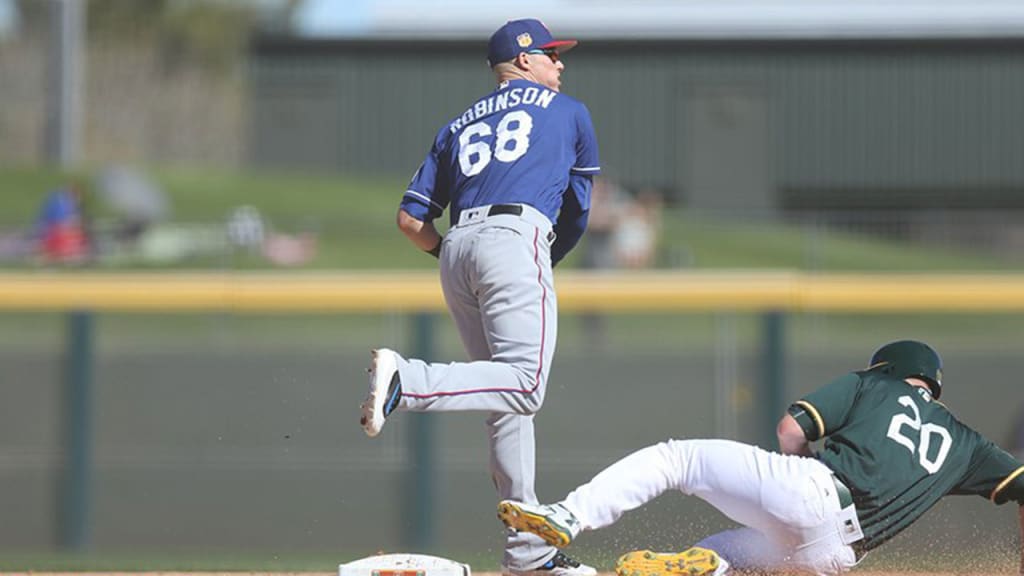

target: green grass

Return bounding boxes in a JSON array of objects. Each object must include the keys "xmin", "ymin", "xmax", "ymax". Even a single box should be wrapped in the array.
[
  {"xmin": 0, "ymin": 166, "xmax": 400, "ymax": 228},
  {"xmin": 658, "ymin": 211, "xmax": 1022, "ymax": 271},
  {"xmin": 156, "ymin": 169, "xmax": 427, "ymax": 268},
  {"xmin": 3, "ymin": 164, "xmax": 1023, "ymax": 271},
  {"xmin": 0, "ymin": 165, "xmax": 430, "ymax": 270}
]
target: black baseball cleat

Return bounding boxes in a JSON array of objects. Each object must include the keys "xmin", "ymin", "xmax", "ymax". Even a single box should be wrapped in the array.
[
  {"xmin": 361, "ymin": 348, "xmax": 403, "ymax": 437},
  {"xmin": 503, "ymin": 551, "xmax": 596, "ymax": 576}
]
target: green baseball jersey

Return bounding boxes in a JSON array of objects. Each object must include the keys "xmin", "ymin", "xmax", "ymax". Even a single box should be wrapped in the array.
[{"xmin": 788, "ymin": 370, "xmax": 1024, "ymax": 551}]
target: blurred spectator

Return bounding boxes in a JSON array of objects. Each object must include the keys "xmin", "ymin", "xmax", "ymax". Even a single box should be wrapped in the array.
[
  {"xmin": 34, "ymin": 182, "xmax": 90, "ymax": 264},
  {"xmin": 95, "ymin": 164, "xmax": 169, "ymax": 248},
  {"xmin": 263, "ymin": 231, "xmax": 317, "ymax": 266},
  {"xmin": 226, "ymin": 205, "xmax": 266, "ymax": 254},
  {"xmin": 612, "ymin": 188, "xmax": 663, "ymax": 269},
  {"xmin": 226, "ymin": 205, "xmax": 318, "ymax": 266},
  {"xmin": 579, "ymin": 177, "xmax": 629, "ymax": 351},
  {"xmin": 579, "ymin": 179, "xmax": 665, "ymax": 351},
  {"xmin": 582, "ymin": 177, "xmax": 665, "ymax": 270},
  {"xmin": 581, "ymin": 176, "xmax": 628, "ymax": 271}
]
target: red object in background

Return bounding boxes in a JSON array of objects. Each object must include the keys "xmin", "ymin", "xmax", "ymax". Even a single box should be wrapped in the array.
[
  {"xmin": 35, "ymin": 187, "xmax": 89, "ymax": 263},
  {"xmin": 41, "ymin": 222, "xmax": 87, "ymax": 261}
]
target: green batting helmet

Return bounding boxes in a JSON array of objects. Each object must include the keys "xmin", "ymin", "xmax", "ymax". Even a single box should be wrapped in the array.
[{"xmin": 868, "ymin": 340, "xmax": 943, "ymax": 399}]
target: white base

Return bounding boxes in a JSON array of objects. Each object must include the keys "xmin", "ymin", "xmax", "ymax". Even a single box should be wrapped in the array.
[{"xmin": 340, "ymin": 553, "xmax": 472, "ymax": 576}]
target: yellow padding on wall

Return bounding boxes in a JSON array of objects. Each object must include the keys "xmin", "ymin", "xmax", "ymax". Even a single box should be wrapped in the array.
[{"xmin": 4, "ymin": 271, "xmax": 1024, "ymax": 312}]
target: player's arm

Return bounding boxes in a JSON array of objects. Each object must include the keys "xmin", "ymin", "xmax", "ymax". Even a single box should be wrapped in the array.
[
  {"xmin": 550, "ymin": 102, "xmax": 600, "ymax": 266},
  {"xmin": 778, "ymin": 374, "xmax": 861, "ymax": 457},
  {"xmin": 399, "ymin": 136, "xmax": 449, "ymax": 257},
  {"xmin": 551, "ymin": 174, "xmax": 591, "ymax": 266},
  {"xmin": 777, "ymin": 413, "xmax": 814, "ymax": 457},
  {"xmin": 779, "ymin": 373, "xmax": 862, "ymax": 457},
  {"xmin": 397, "ymin": 208, "xmax": 443, "ymax": 257}
]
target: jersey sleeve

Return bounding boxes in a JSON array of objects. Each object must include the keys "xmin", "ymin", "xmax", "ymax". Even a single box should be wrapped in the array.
[
  {"xmin": 952, "ymin": 435, "xmax": 1024, "ymax": 505},
  {"xmin": 551, "ymin": 173, "xmax": 592, "ymax": 265},
  {"xmin": 787, "ymin": 372, "xmax": 862, "ymax": 441},
  {"xmin": 571, "ymin": 103, "xmax": 601, "ymax": 176},
  {"xmin": 400, "ymin": 131, "xmax": 450, "ymax": 222}
]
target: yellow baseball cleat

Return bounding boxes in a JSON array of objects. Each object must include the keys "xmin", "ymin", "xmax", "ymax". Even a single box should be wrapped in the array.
[
  {"xmin": 614, "ymin": 547, "xmax": 722, "ymax": 576},
  {"xmin": 497, "ymin": 500, "xmax": 581, "ymax": 548}
]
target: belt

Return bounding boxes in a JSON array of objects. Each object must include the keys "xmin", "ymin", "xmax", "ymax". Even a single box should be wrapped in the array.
[
  {"xmin": 456, "ymin": 204, "xmax": 524, "ymax": 225},
  {"xmin": 457, "ymin": 204, "xmax": 555, "ymax": 243},
  {"xmin": 832, "ymin": 474, "xmax": 868, "ymax": 558},
  {"xmin": 486, "ymin": 204, "xmax": 523, "ymax": 217},
  {"xmin": 832, "ymin": 474, "xmax": 854, "ymax": 509}
]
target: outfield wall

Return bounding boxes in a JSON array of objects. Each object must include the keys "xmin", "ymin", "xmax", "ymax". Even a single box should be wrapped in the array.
[
  {"xmin": 0, "ymin": 272, "xmax": 1022, "ymax": 568},
  {"xmin": 249, "ymin": 37, "xmax": 1024, "ymax": 216}
]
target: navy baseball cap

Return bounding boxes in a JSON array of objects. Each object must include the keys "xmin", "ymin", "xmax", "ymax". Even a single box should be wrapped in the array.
[{"xmin": 487, "ymin": 19, "xmax": 578, "ymax": 67}]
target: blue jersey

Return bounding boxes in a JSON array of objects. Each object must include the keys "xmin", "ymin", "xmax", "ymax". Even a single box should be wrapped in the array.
[{"xmin": 401, "ymin": 79, "xmax": 600, "ymax": 230}]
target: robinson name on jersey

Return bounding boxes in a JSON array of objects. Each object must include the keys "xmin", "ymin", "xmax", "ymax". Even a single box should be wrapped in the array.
[{"xmin": 449, "ymin": 85, "xmax": 557, "ymax": 134}]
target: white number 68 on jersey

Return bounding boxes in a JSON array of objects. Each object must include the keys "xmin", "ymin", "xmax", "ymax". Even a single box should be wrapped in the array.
[{"xmin": 458, "ymin": 110, "xmax": 534, "ymax": 177}]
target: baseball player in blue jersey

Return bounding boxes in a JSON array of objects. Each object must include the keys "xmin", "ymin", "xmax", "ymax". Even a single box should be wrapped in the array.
[{"xmin": 360, "ymin": 18, "xmax": 601, "ymax": 576}]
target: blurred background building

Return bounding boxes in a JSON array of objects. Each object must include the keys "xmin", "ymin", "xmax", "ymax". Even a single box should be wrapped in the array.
[{"xmin": 1, "ymin": 0, "xmax": 1023, "ymax": 572}]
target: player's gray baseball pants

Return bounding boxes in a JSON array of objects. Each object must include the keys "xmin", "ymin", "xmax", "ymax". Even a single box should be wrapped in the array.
[{"xmin": 392, "ymin": 203, "xmax": 558, "ymax": 571}]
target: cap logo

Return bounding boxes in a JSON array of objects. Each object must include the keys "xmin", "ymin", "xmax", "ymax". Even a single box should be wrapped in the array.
[{"xmin": 516, "ymin": 33, "xmax": 533, "ymax": 48}]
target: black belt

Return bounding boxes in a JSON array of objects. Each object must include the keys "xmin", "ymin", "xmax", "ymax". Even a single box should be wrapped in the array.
[
  {"xmin": 461, "ymin": 204, "xmax": 555, "ymax": 243},
  {"xmin": 485, "ymin": 204, "xmax": 523, "ymax": 217},
  {"xmin": 457, "ymin": 204, "xmax": 524, "ymax": 223}
]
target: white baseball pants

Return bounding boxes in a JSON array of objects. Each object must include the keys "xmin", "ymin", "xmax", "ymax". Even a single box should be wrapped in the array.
[{"xmin": 561, "ymin": 439, "xmax": 860, "ymax": 575}]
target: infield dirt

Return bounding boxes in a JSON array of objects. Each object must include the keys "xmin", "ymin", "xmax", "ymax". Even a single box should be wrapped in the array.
[{"xmin": 0, "ymin": 572, "xmax": 1014, "ymax": 576}]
